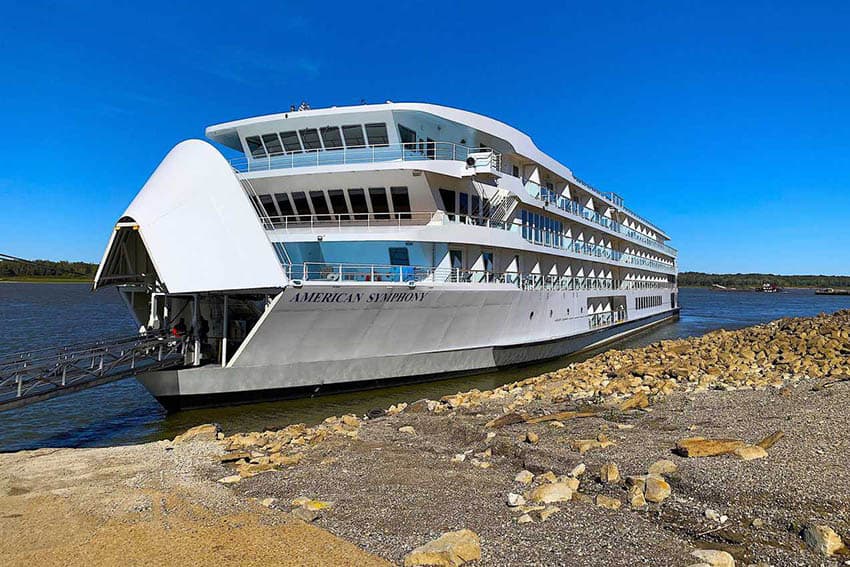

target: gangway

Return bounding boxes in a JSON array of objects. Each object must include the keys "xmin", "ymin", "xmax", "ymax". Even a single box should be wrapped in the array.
[{"xmin": 0, "ymin": 332, "xmax": 186, "ymax": 412}]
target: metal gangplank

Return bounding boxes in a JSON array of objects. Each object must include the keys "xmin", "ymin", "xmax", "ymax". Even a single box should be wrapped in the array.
[{"xmin": 0, "ymin": 333, "xmax": 186, "ymax": 412}]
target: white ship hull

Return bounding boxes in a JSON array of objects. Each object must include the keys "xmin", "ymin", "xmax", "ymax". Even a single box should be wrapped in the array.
[{"xmin": 137, "ymin": 283, "xmax": 678, "ymax": 409}]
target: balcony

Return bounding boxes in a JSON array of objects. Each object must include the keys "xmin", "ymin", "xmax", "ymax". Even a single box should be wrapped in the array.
[{"xmin": 230, "ymin": 142, "xmax": 501, "ymax": 174}]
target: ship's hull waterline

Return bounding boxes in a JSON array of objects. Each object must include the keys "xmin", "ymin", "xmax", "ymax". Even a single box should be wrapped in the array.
[{"xmin": 137, "ymin": 284, "xmax": 679, "ymax": 410}]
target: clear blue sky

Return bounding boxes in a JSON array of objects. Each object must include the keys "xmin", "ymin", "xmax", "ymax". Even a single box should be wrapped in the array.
[{"xmin": 1, "ymin": 1, "xmax": 848, "ymax": 274}]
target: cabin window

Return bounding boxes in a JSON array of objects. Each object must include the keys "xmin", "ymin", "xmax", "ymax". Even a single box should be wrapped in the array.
[
  {"xmin": 246, "ymin": 136, "xmax": 266, "ymax": 158},
  {"xmin": 398, "ymin": 125, "xmax": 416, "ymax": 148},
  {"xmin": 390, "ymin": 187, "xmax": 411, "ymax": 220},
  {"xmin": 388, "ymin": 247, "xmax": 410, "ymax": 266},
  {"xmin": 471, "ymin": 194, "xmax": 480, "ymax": 219},
  {"xmin": 280, "ymin": 131, "xmax": 302, "ymax": 153},
  {"xmin": 482, "ymin": 252, "xmax": 494, "ymax": 274},
  {"xmin": 291, "ymin": 191, "xmax": 311, "ymax": 217},
  {"xmin": 327, "ymin": 189, "xmax": 350, "ymax": 220},
  {"xmin": 458, "ymin": 192, "xmax": 469, "ymax": 218},
  {"xmin": 259, "ymin": 194, "xmax": 278, "ymax": 218},
  {"xmin": 320, "ymin": 126, "xmax": 343, "ymax": 149},
  {"xmin": 274, "ymin": 193, "xmax": 294, "ymax": 217},
  {"xmin": 426, "ymin": 138, "xmax": 436, "ymax": 159},
  {"xmin": 365, "ymin": 123, "xmax": 389, "ymax": 147},
  {"xmin": 309, "ymin": 191, "xmax": 330, "ymax": 219},
  {"xmin": 348, "ymin": 188, "xmax": 369, "ymax": 216},
  {"xmin": 512, "ymin": 165, "xmax": 520, "ymax": 177},
  {"xmin": 368, "ymin": 187, "xmax": 389, "ymax": 220},
  {"xmin": 342, "ymin": 125, "xmax": 365, "ymax": 147},
  {"xmin": 450, "ymin": 250, "xmax": 463, "ymax": 269},
  {"xmin": 299, "ymin": 128, "xmax": 322, "ymax": 151},
  {"xmin": 261, "ymin": 134, "xmax": 283, "ymax": 156},
  {"xmin": 438, "ymin": 189, "xmax": 456, "ymax": 220}
]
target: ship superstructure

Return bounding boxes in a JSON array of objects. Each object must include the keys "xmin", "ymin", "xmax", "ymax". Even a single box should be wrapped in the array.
[{"xmin": 94, "ymin": 102, "xmax": 678, "ymax": 409}]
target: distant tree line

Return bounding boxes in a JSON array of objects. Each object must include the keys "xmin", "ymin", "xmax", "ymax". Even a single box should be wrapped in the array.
[
  {"xmin": 0, "ymin": 260, "xmax": 97, "ymax": 280},
  {"xmin": 679, "ymin": 271, "xmax": 850, "ymax": 289}
]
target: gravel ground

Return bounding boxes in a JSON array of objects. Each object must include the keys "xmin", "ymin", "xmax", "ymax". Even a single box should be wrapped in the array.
[{"xmin": 233, "ymin": 379, "xmax": 850, "ymax": 566}]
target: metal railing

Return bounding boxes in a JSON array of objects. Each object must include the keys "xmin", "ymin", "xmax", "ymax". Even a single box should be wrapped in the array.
[
  {"xmin": 284, "ymin": 262, "xmax": 675, "ymax": 291},
  {"xmin": 0, "ymin": 332, "xmax": 186, "ymax": 411},
  {"xmin": 231, "ymin": 142, "xmax": 501, "ymax": 173}
]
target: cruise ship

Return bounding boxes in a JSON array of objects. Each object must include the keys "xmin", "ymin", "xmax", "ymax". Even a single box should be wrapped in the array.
[{"xmin": 93, "ymin": 102, "xmax": 679, "ymax": 409}]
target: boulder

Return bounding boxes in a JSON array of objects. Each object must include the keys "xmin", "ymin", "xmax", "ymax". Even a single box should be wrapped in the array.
[
  {"xmin": 644, "ymin": 476, "xmax": 671, "ymax": 503},
  {"xmin": 595, "ymin": 495, "xmax": 622, "ymax": 510},
  {"xmin": 803, "ymin": 524, "xmax": 845, "ymax": 556},
  {"xmin": 600, "ymin": 462, "xmax": 620, "ymax": 483},
  {"xmin": 628, "ymin": 484, "xmax": 647, "ymax": 508},
  {"xmin": 528, "ymin": 482, "xmax": 573, "ymax": 504},
  {"xmin": 690, "ymin": 549, "xmax": 735, "ymax": 567},
  {"xmin": 647, "ymin": 459, "xmax": 678, "ymax": 475},
  {"xmin": 173, "ymin": 423, "xmax": 221, "ymax": 444},
  {"xmin": 514, "ymin": 470, "xmax": 534, "ymax": 485},
  {"xmin": 403, "ymin": 529, "xmax": 481, "ymax": 566}
]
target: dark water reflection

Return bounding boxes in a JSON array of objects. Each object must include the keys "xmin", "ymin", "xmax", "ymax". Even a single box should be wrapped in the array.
[{"xmin": 1, "ymin": 283, "xmax": 849, "ymax": 451}]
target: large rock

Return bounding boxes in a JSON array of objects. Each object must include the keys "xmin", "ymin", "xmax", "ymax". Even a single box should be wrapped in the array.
[
  {"xmin": 675, "ymin": 438, "xmax": 746, "ymax": 457},
  {"xmin": 403, "ymin": 529, "xmax": 481, "ymax": 566},
  {"xmin": 600, "ymin": 462, "xmax": 620, "ymax": 483},
  {"xmin": 172, "ymin": 423, "xmax": 220, "ymax": 444},
  {"xmin": 647, "ymin": 459, "xmax": 678, "ymax": 475},
  {"xmin": 644, "ymin": 476, "xmax": 671, "ymax": 503},
  {"xmin": 733, "ymin": 445, "xmax": 768, "ymax": 461},
  {"xmin": 691, "ymin": 549, "xmax": 735, "ymax": 567},
  {"xmin": 803, "ymin": 524, "xmax": 846, "ymax": 556},
  {"xmin": 528, "ymin": 482, "xmax": 573, "ymax": 504}
]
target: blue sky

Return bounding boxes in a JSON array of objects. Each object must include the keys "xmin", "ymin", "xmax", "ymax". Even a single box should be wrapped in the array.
[{"xmin": 1, "ymin": 1, "xmax": 848, "ymax": 274}]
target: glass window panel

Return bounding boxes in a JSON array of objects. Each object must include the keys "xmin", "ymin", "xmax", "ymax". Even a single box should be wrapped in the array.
[
  {"xmin": 458, "ymin": 192, "xmax": 468, "ymax": 218},
  {"xmin": 299, "ymin": 128, "xmax": 322, "ymax": 150},
  {"xmin": 274, "ymin": 193, "xmax": 294, "ymax": 217},
  {"xmin": 348, "ymin": 188, "xmax": 369, "ymax": 216},
  {"xmin": 398, "ymin": 125, "xmax": 416, "ymax": 147},
  {"xmin": 279, "ymin": 131, "xmax": 302, "ymax": 153},
  {"xmin": 246, "ymin": 136, "xmax": 266, "ymax": 158},
  {"xmin": 261, "ymin": 134, "xmax": 283, "ymax": 156},
  {"xmin": 327, "ymin": 189, "xmax": 350, "ymax": 220},
  {"xmin": 320, "ymin": 126, "xmax": 342, "ymax": 149},
  {"xmin": 365, "ymin": 123, "xmax": 389, "ymax": 146},
  {"xmin": 438, "ymin": 189, "xmax": 456, "ymax": 220},
  {"xmin": 471, "ymin": 194, "xmax": 480, "ymax": 219},
  {"xmin": 259, "ymin": 194, "xmax": 278, "ymax": 218},
  {"xmin": 291, "ymin": 191, "xmax": 311, "ymax": 216},
  {"xmin": 368, "ymin": 187, "xmax": 389, "ymax": 219},
  {"xmin": 388, "ymin": 247, "xmax": 410, "ymax": 266},
  {"xmin": 309, "ymin": 191, "xmax": 330, "ymax": 219},
  {"xmin": 342, "ymin": 125, "xmax": 365, "ymax": 147},
  {"xmin": 390, "ymin": 186, "xmax": 411, "ymax": 220}
]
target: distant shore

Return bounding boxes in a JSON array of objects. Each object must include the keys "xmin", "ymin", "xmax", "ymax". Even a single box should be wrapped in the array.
[{"xmin": 0, "ymin": 277, "xmax": 91, "ymax": 284}]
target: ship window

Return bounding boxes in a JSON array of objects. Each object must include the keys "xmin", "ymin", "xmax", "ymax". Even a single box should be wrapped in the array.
[
  {"xmin": 279, "ymin": 131, "xmax": 302, "ymax": 153},
  {"xmin": 438, "ymin": 189, "xmax": 456, "ymax": 220},
  {"xmin": 328, "ymin": 189, "xmax": 350, "ymax": 220},
  {"xmin": 262, "ymin": 134, "xmax": 283, "ymax": 156},
  {"xmin": 291, "ymin": 191, "xmax": 311, "ymax": 217},
  {"xmin": 348, "ymin": 188, "xmax": 369, "ymax": 216},
  {"xmin": 365, "ymin": 123, "xmax": 389, "ymax": 147},
  {"xmin": 390, "ymin": 187, "xmax": 411, "ymax": 220},
  {"xmin": 299, "ymin": 128, "xmax": 322, "ymax": 151},
  {"xmin": 426, "ymin": 138, "xmax": 436, "ymax": 159},
  {"xmin": 320, "ymin": 126, "xmax": 343, "ymax": 149},
  {"xmin": 309, "ymin": 191, "xmax": 330, "ymax": 219},
  {"xmin": 259, "ymin": 194, "xmax": 279, "ymax": 218},
  {"xmin": 458, "ymin": 192, "xmax": 469, "ymax": 218},
  {"xmin": 388, "ymin": 247, "xmax": 410, "ymax": 266},
  {"xmin": 471, "ymin": 194, "xmax": 480, "ymax": 219},
  {"xmin": 342, "ymin": 124, "xmax": 365, "ymax": 147},
  {"xmin": 246, "ymin": 136, "xmax": 266, "ymax": 158},
  {"xmin": 274, "ymin": 193, "xmax": 294, "ymax": 217},
  {"xmin": 398, "ymin": 125, "xmax": 416, "ymax": 148},
  {"xmin": 512, "ymin": 165, "xmax": 520, "ymax": 177},
  {"xmin": 368, "ymin": 187, "xmax": 389, "ymax": 220}
]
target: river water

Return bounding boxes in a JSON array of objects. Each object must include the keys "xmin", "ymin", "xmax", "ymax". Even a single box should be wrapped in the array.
[{"xmin": 1, "ymin": 283, "xmax": 849, "ymax": 452}]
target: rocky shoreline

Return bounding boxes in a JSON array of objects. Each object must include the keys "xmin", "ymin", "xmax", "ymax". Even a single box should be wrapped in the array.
[{"xmin": 4, "ymin": 311, "xmax": 850, "ymax": 566}]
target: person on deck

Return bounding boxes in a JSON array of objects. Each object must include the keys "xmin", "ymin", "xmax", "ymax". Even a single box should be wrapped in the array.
[{"xmin": 171, "ymin": 318, "xmax": 187, "ymax": 338}]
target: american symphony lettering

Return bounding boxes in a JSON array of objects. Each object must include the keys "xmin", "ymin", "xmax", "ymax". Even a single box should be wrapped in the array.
[{"xmin": 289, "ymin": 291, "xmax": 429, "ymax": 304}]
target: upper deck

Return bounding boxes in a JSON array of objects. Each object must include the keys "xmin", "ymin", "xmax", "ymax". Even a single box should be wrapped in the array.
[{"xmin": 206, "ymin": 102, "xmax": 671, "ymax": 244}]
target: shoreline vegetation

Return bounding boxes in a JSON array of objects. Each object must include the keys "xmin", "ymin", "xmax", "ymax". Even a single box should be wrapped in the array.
[
  {"xmin": 679, "ymin": 271, "xmax": 850, "ymax": 289},
  {"xmin": 2, "ymin": 311, "xmax": 849, "ymax": 565},
  {"xmin": 0, "ymin": 259, "xmax": 96, "ymax": 283}
]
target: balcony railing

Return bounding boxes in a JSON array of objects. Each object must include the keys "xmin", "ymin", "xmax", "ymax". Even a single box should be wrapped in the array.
[
  {"xmin": 231, "ymin": 142, "xmax": 501, "ymax": 173},
  {"xmin": 268, "ymin": 210, "xmax": 677, "ymax": 274},
  {"xmin": 284, "ymin": 262, "xmax": 675, "ymax": 291},
  {"xmin": 524, "ymin": 181, "xmax": 677, "ymax": 256}
]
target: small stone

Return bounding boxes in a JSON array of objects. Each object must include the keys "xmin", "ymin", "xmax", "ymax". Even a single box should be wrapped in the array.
[
  {"xmin": 525, "ymin": 431, "xmax": 540, "ymax": 444},
  {"xmin": 648, "ymin": 459, "xmax": 678, "ymax": 475},
  {"xmin": 514, "ymin": 470, "xmax": 534, "ymax": 485},
  {"xmin": 398, "ymin": 426, "xmax": 416, "ymax": 435},
  {"xmin": 705, "ymin": 509, "xmax": 722, "ymax": 522},
  {"xmin": 291, "ymin": 507, "xmax": 320, "ymax": 522},
  {"xmin": 217, "ymin": 475, "xmax": 241, "ymax": 484},
  {"xmin": 470, "ymin": 459, "xmax": 491, "ymax": 469},
  {"xmin": 403, "ymin": 529, "xmax": 481, "ymax": 566},
  {"xmin": 528, "ymin": 482, "xmax": 573, "ymax": 504},
  {"xmin": 733, "ymin": 445, "xmax": 768, "ymax": 461},
  {"xmin": 538, "ymin": 471, "xmax": 558, "ymax": 483},
  {"xmin": 600, "ymin": 462, "xmax": 620, "ymax": 483},
  {"xmin": 451, "ymin": 453, "xmax": 467, "ymax": 463},
  {"xmin": 803, "ymin": 524, "xmax": 845, "ymax": 556},
  {"xmin": 752, "ymin": 518, "xmax": 765, "ymax": 528},
  {"xmin": 538, "ymin": 506, "xmax": 560, "ymax": 521},
  {"xmin": 302, "ymin": 500, "xmax": 333, "ymax": 511},
  {"xmin": 269, "ymin": 452, "xmax": 304, "ymax": 466},
  {"xmin": 259, "ymin": 497, "xmax": 276, "ymax": 507},
  {"xmin": 570, "ymin": 439, "xmax": 602, "ymax": 454},
  {"xmin": 173, "ymin": 423, "xmax": 221, "ymax": 444},
  {"xmin": 486, "ymin": 431, "xmax": 496, "ymax": 441},
  {"xmin": 570, "ymin": 463, "xmax": 586, "ymax": 477},
  {"xmin": 506, "ymin": 493, "xmax": 526, "ymax": 507},
  {"xmin": 561, "ymin": 476, "xmax": 580, "ymax": 491},
  {"xmin": 756, "ymin": 430, "xmax": 784, "ymax": 450},
  {"xmin": 619, "ymin": 391, "xmax": 649, "ymax": 410},
  {"xmin": 644, "ymin": 476, "xmax": 671, "ymax": 503},
  {"xmin": 690, "ymin": 549, "xmax": 735, "ymax": 567},
  {"xmin": 517, "ymin": 513, "xmax": 533, "ymax": 524},
  {"xmin": 549, "ymin": 420, "xmax": 565, "ymax": 428},
  {"xmin": 628, "ymin": 484, "xmax": 647, "ymax": 508},
  {"xmin": 341, "ymin": 414, "xmax": 360, "ymax": 427},
  {"xmin": 595, "ymin": 494, "xmax": 622, "ymax": 510}
]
